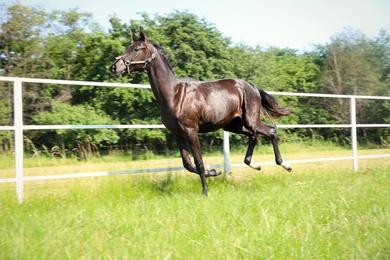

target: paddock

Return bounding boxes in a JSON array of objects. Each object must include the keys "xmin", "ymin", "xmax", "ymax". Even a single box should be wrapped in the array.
[
  {"xmin": 0, "ymin": 77, "xmax": 389, "ymax": 202},
  {"xmin": 1, "ymin": 77, "xmax": 389, "ymax": 258}
]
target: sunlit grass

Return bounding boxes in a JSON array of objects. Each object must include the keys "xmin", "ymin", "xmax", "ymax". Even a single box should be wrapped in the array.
[
  {"xmin": 1, "ymin": 141, "xmax": 389, "ymax": 259},
  {"xmin": 1, "ymin": 163, "xmax": 389, "ymax": 259}
]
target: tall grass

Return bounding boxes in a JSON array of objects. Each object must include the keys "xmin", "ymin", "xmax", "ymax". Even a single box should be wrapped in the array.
[{"xmin": 1, "ymin": 162, "xmax": 389, "ymax": 259}]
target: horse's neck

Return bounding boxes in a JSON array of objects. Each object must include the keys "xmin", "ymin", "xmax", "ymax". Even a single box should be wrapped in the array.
[{"xmin": 147, "ymin": 55, "xmax": 179, "ymax": 108}]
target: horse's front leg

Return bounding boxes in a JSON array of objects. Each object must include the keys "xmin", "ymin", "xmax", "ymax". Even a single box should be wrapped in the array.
[
  {"xmin": 185, "ymin": 129, "xmax": 222, "ymax": 196},
  {"xmin": 173, "ymin": 134, "xmax": 197, "ymax": 173},
  {"xmin": 185, "ymin": 129, "xmax": 208, "ymax": 195},
  {"xmin": 174, "ymin": 134, "xmax": 221, "ymax": 178}
]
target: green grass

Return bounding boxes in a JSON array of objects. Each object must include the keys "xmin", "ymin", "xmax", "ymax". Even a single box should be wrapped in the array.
[
  {"xmin": 1, "ymin": 142, "xmax": 388, "ymax": 178},
  {"xmin": 0, "ymin": 141, "xmax": 359, "ymax": 170},
  {"xmin": 1, "ymin": 162, "xmax": 389, "ymax": 259}
]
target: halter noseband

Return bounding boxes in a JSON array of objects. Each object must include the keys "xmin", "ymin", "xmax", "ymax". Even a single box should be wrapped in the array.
[{"xmin": 116, "ymin": 52, "xmax": 156, "ymax": 74}]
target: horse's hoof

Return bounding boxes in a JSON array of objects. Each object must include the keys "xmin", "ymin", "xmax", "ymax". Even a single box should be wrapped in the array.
[
  {"xmin": 249, "ymin": 162, "xmax": 261, "ymax": 171},
  {"xmin": 205, "ymin": 169, "xmax": 222, "ymax": 177},
  {"xmin": 281, "ymin": 161, "xmax": 292, "ymax": 172}
]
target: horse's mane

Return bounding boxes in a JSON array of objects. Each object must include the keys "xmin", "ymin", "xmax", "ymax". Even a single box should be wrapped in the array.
[{"xmin": 149, "ymin": 41, "xmax": 174, "ymax": 73}]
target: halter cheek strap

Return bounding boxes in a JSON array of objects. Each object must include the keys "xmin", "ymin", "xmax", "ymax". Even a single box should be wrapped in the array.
[{"xmin": 116, "ymin": 53, "xmax": 156, "ymax": 74}]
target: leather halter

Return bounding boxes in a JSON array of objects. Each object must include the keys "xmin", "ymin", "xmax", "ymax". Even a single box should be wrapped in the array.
[{"xmin": 115, "ymin": 52, "xmax": 156, "ymax": 74}]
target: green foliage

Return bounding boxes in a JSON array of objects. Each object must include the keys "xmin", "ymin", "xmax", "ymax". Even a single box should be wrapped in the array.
[
  {"xmin": 318, "ymin": 29, "xmax": 389, "ymax": 121},
  {"xmin": 30, "ymin": 102, "xmax": 120, "ymax": 154},
  {"xmin": 0, "ymin": 4, "xmax": 48, "ymax": 78},
  {"xmin": 156, "ymin": 11, "xmax": 235, "ymax": 80}
]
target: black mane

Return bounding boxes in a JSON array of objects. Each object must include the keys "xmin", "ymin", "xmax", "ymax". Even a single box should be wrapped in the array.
[{"xmin": 149, "ymin": 41, "xmax": 174, "ymax": 72}]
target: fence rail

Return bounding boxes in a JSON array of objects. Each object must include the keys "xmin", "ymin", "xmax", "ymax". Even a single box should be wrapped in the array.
[{"xmin": 1, "ymin": 76, "xmax": 389, "ymax": 202}]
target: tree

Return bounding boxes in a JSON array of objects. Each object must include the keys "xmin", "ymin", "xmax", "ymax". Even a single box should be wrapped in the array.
[
  {"xmin": 46, "ymin": 8, "xmax": 102, "ymax": 80},
  {"xmin": 156, "ymin": 11, "xmax": 236, "ymax": 80},
  {"xmin": 318, "ymin": 29, "xmax": 384, "ymax": 124},
  {"xmin": 0, "ymin": 3, "xmax": 50, "ymax": 78},
  {"xmin": 0, "ymin": 4, "xmax": 104, "ymax": 123},
  {"xmin": 316, "ymin": 28, "xmax": 390, "ymax": 144},
  {"xmin": 0, "ymin": 3, "xmax": 52, "ymax": 127}
]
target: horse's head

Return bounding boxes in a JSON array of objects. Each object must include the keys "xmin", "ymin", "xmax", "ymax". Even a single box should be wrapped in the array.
[{"xmin": 109, "ymin": 27, "xmax": 156, "ymax": 77}]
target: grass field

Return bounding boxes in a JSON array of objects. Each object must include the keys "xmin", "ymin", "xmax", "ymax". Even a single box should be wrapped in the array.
[{"xmin": 1, "ymin": 147, "xmax": 390, "ymax": 259}]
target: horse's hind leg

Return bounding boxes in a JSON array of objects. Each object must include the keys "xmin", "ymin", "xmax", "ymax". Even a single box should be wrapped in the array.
[
  {"xmin": 224, "ymin": 118, "xmax": 260, "ymax": 170},
  {"xmin": 244, "ymin": 135, "xmax": 261, "ymax": 170},
  {"xmin": 257, "ymin": 124, "xmax": 292, "ymax": 172}
]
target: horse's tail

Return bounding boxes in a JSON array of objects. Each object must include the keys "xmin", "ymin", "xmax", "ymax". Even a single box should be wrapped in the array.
[{"xmin": 259, "ymin": 88, "xmax": 292, "ymax": 119}]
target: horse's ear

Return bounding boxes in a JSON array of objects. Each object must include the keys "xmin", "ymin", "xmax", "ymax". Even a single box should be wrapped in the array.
[
  {"xmin": 139, "ymin": 27, "xmax": 148, "ymax": 41},
  {"xmin": 131, "ymin": 30, "xmax": 139, "ymax": 42}
]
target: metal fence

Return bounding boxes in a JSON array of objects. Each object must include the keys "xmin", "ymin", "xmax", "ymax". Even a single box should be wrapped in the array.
[{"xmin": 1, "ymin": 76, "xmax": 389, "ymax": 201}]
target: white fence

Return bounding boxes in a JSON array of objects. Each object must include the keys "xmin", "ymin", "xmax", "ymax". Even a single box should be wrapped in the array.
[{"xmin": 1, "ymin": 76, "xmax": 389, "ymax": 202}]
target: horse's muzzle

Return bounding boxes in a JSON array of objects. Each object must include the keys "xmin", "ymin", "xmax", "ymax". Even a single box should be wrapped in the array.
[
  {"xmin": 109, "ymin": 61, "xmax": 126, "ymax": 77},
  {"xmin": 109, "ymin": 64, "xmax": 117, "ymax": 74}
]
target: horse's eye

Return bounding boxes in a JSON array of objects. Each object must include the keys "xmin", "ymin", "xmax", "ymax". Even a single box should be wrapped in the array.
[{"xmin": 134, "ymin": 47, "xmax": 139, "ymax": 52}]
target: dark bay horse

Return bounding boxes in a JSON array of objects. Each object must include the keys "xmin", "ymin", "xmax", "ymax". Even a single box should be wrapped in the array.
[{"xmin": 110, "ymin": 27, "xmax": 292, "ymax": 196}]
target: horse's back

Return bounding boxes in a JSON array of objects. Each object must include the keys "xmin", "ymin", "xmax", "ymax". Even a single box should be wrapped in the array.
[{"xmin": 179, "ymin": 77, "xmax": 199, "ymax": 82}]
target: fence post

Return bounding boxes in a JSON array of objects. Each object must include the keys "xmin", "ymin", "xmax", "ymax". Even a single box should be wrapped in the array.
[
  {"xmin": 350, "ymin": 97, "xmax": 358, "ymax": 171},
  {"xmin": 223, "ymin": 131, "xmax": 230, "ymax": 174},
  {"xmin": 14, "ymin": 79, "xmax": 24, "ymax": 202}
]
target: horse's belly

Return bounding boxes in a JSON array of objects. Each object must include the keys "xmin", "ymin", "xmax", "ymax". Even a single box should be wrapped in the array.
[
  {"xmin": 198, "ymin": 105, "xmax": 240, "ymax": 132},
  {"xmin": 163, "ymin": 86, "xmax": 243, "ymax": 134},
  {"xmin": 196, "ymin": 89, "xmax": 241, "ymax": 129},
  {"xmin": 198, "ymin": 123, "xmax": 225, "ymax": 133}
]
